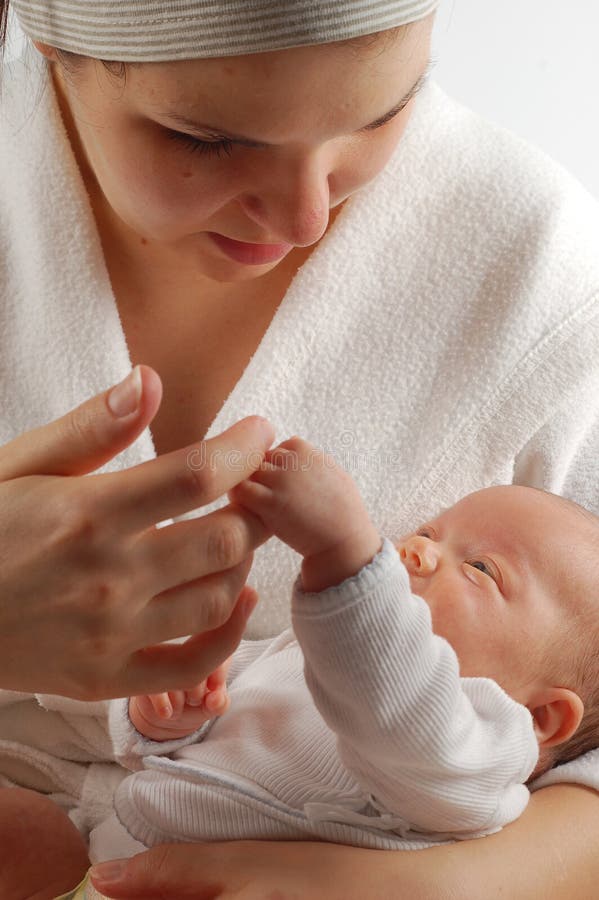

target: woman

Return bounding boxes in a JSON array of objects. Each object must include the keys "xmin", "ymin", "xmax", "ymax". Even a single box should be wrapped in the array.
[{"xmin": 0, "ymin": 1, "xmax": 598, "ymax": 897}]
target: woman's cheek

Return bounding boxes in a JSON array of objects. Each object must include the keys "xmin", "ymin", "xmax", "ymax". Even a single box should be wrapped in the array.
[
  {"xmin": 334, "ymin": 124, "xmax": 410, "ymax": 198},
  {"xmin": 359, "ymin": 107, "xmax": 417, "ymax": 180},
  {"xmin": 107, "ymin": 146, "xmax": 232, "ymax": 240}
]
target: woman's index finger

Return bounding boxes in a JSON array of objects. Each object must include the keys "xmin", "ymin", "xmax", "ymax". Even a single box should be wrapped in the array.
[{"xmin": 89, "ymin": 416, "xmax": 275, "ymax": 534}]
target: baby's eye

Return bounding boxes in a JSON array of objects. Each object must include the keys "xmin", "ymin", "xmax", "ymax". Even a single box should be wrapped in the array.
[
  {"xmin": 416, "ymin": 527, "xmax": 434, "ymax": 539},
  {"xmin": 465, "ymin": 559, "xmax": 497, "ymax": 582}
]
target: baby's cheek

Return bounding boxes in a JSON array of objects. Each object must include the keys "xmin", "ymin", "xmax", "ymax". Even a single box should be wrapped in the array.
[{"xmin": 426, "ymin": 601, "xmax": 467, "ymax": 654}]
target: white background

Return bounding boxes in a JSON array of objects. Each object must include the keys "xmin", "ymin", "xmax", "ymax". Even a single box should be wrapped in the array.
[
  {"xmin": 432, "ymin": 0, "xmax": 599, "ymax": 198},
  {"xmin": 6, "ymin": 1, "xmax": 599, "ymax": 199}
]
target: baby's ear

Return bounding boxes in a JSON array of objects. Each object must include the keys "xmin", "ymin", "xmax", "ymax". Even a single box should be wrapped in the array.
[{"xmin": 528, "ymin": 688, "xmax": 584, "ymax": 749}]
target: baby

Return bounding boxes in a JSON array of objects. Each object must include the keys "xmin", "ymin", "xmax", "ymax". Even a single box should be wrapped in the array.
[{"xmin": 91, "ymin": 436, "xmax": 599, "ymax": 860}]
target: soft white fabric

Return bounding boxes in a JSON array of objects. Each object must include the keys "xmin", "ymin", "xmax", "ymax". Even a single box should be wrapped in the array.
[
  {"xmin": 92, "ymin": 539, "xmax": 539, "ymax": 858},
  {"xmin": 1, "ymin": 45, "xmax": 599, "ymax": 842}
]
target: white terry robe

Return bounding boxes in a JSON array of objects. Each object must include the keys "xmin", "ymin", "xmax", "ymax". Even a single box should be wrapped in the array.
[{"xmin": 0, "ymin": 46, "xmax": 598, "ymax": 841}]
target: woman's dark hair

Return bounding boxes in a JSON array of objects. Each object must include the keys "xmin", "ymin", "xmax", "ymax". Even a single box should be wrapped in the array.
[
  {"xmin": 0, "ymin": 0, "xmax": 9, "ymax": 54},
  {"xmin": 0, "ymin": 0, "xmax": 129, "ymax": 84}
]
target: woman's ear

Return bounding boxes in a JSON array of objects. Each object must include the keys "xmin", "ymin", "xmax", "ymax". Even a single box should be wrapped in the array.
[
  {"xmin": 31, "ymin": 40, "xmax": 59, "ymax": 62},
  {"xmin": 528, "ymin": 687, "xmax": 584, "ymax": 749}
]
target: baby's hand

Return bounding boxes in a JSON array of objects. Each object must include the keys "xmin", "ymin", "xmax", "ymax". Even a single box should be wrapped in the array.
[
  {"xmin": 129, "ymin": 658, "xmax": 231, "ymax": 741},
  {"xmin": 228, "ymin": 437, "xmax": 381, "ymax": 593}
]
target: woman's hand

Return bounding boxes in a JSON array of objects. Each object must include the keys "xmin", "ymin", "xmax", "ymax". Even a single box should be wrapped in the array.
[
  {"xmin": 0, "ymin": 364, "xmax": 274, "ymax": 700},
  {"xmin": 89, "ymin": 839, "xmax": 425, "ymax": 900},
  {"xmin": 89, "ymin": 784, "xmax": 599, "ymax": 900}
]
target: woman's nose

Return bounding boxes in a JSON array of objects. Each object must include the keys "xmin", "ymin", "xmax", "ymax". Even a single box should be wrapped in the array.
[
  {"xmin": 398, "ymin": 536, "xmax": 440, "ymax": 576},
  {"xmin": 239, "ymin": 154, "xmax": 331, "ymax": 247}
]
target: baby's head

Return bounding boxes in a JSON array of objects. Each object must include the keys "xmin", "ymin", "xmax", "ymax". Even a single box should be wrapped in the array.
[{"xmin": 395, "ymin": 485, "xmax": 599, "ymax": 778}]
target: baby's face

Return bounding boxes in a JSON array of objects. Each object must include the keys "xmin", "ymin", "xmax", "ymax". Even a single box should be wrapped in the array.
[{"xmin": 395, "ymin": 486, "xmax": 589, "ymax": 703}]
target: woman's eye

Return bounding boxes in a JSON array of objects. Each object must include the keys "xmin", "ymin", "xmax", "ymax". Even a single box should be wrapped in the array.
[{"xmin": 165, "ymin": 130, "xmax": 235, "ymax": 159}]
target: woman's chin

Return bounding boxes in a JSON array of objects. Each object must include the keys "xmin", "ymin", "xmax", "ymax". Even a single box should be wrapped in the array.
[{"xmin": 193, "ymin": 243, "xmax": 286, "ymax": 283}]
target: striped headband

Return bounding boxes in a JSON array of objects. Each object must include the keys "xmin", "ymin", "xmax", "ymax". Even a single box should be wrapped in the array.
[{"xmin": 13, "ymin": 1, "xmax": 440, "ymax": 62}]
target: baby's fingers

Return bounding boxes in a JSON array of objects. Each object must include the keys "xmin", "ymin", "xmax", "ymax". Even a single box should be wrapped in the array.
[
  {"xmin": 228, "ymin": 478, "xmax": 273, "ymax": 508},
  {"xmin": 148, "ymin": 691, "xmax": 174, "ymax": 719},
  {"xmin": 204, "ymin": 687, "xmax": 230, "ymax": 715},
  {"xmin": 184, "ymin": 681, "xmax": 207, "ymax": 707},
  {"xmin": 206, "ymin": 656, "xmax": 232, "ymax": 692}
]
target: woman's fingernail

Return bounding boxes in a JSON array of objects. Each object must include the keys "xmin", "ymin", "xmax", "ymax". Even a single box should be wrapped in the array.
[
  {"xmin": 108, "ymin": 366, "xmax": 142, "ymax": 418},
  {"xmin": 90, "ymin": 859, "xmax": 127, "ymax": 883}
]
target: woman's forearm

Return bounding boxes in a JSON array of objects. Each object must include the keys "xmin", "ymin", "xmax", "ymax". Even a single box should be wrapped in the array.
[
  {"xmin": 90, "ymin": 784, "xmax": 599, "ymax": 899},
  {"xmin": 464, "ymin": 784, "xmax": 599, "ymax": 899},
  {"xmin": 367, "ymin": 784, "xmax": 599, "ymax": 900}
]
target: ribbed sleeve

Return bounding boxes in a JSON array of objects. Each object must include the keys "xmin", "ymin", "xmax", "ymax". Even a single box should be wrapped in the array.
[{"xmin": 292, "ymin": 538, "xmax": 540, "ymax": 836}]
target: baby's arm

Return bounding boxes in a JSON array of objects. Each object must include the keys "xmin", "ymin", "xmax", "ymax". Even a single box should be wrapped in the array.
[
  {"xmin": 230, "ymin": 438, "xmax": 539, "ymax": 837},
  {"xmin": 292, "ymin": 548, "xmax": 539, "ymax": 837}
]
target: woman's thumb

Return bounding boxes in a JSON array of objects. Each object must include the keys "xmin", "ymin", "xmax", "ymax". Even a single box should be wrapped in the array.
[
  {"xmin": 0, "ymin": 364, "xmax": 162, "ymax": 481},
  {"xmin": 89, "ymin": 846, "xmax": 189, "ymax": 898}
]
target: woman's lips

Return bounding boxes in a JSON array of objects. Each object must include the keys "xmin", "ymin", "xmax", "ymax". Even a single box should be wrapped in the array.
[{"xmin": 208, "ymin": 232, "xmax": 294, "ymax": 265}]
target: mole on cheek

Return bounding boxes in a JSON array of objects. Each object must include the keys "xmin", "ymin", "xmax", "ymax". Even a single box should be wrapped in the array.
[{"xmin": 182, "ymin": 170, "xmax": 193, "ymax": 178}]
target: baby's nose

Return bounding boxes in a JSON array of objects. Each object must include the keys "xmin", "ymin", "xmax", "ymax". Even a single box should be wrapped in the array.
[{"xmin": 398, "ymin": 536, "xmax": 439, "ymax": 575}]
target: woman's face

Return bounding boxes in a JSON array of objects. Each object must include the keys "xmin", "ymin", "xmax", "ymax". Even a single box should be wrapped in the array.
[{"xmin": 40, "ymin": 16, "xmax": 433, "ymax": 283}]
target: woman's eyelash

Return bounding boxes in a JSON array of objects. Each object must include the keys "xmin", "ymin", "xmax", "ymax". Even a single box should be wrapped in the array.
[
  {"xmin": 166, "ymin": 130, "xmax": 235, "ymax": 158},
  {"xmin": 165, "ymin": 112, "xmax": 399, "ymax": 158}
]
